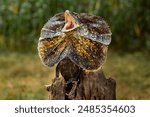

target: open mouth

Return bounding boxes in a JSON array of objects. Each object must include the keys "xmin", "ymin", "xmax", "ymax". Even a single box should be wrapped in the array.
[{"xmin": 62, "ymin": 10, "xmax": 79, "ymax": 32}]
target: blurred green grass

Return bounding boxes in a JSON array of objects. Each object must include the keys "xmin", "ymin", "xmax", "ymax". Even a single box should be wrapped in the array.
[
  {"xmin": 0, "ymin": 52, "xmax": 55, "ymax": 99},
  {"xmin": 0, "ymin": 51, "xmax": 150, "ymax": 99},
  {"xmin": 104, "ymin": 51, "xmax": 150, "ymax": 99}
]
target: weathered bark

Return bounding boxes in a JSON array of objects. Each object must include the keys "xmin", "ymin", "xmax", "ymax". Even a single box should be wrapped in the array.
[{"xmin": 47, "ymin": 69, "xmax": 116, "ymax": 100}]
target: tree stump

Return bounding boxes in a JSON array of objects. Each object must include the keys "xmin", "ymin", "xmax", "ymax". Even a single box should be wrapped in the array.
[{"xmin": 47, "ymin": 69, "xmax": 116, "ymax": 100}]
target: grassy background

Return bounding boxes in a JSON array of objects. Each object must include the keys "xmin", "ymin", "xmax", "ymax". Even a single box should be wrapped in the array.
[
  {"xmin": 0, "ymin": 51, "xmax": 149, "ymax": 99},
  {"xmin": 0, "ymin": 52, "xmax": 53, "ymax": 99}
]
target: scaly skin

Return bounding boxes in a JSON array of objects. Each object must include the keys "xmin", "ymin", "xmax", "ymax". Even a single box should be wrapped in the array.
[{"xmin": 38, "ymin": 10, "xmax": 111, "ymax": 82}]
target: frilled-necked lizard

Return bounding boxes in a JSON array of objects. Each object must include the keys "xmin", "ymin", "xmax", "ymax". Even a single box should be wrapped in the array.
[{"xmin": 38, "ymin": 10, "xmax": 111, "ymax": 85}]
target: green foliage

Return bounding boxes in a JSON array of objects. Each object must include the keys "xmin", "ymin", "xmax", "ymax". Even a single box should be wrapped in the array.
[{"xmin": 0, "ymin": 0, "xmax": 149, "ymax": 52}]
